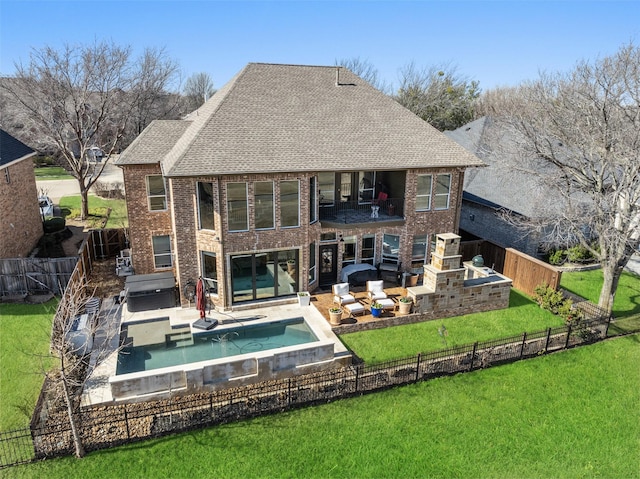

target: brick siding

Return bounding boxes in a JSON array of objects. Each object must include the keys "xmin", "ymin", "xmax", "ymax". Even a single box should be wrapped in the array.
[{"xmin": 0, "ymin": 159, "xmax": 43, "ymax": 258}]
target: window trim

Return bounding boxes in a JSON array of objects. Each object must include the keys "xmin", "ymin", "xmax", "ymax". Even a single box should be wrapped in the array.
[
  {"xmin": 146, "ymin": 175, "xmax": 167, "ymax": 212},
  {"xmin": 416, "ymin": 174, "xmax": 433, "ymax": 211},
  {"xmin": 152, "ymin": 234, "xmax": 173, "ymax": 269},
  {"xmin": 434, "ymin": 174, "xmax": 451, "ymax": 210},
  {"xmin": 255, "ymin": 180, "xmax": 275, "ymax": 230},
  {"xmin": 201, "ymin": 251, "xmax": 218, "ymax": 295},
  {"xmin": 197, "ymin": 181, "xmax": 215, "ymax": 231},
  {"xmin": 227, "ymin": 182, "xmax": 249, "ymax": 232},
  {"xmin": 280, "ymin": 179, "xmax": 300, "ymax": 228}
]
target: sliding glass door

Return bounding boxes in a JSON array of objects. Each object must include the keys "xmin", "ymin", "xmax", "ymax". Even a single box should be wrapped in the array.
[{"xmin": 231, "ymin": 249, "xmax": 299, "ymax": 303}]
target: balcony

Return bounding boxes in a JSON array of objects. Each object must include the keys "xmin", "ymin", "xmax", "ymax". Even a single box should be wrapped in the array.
[{"xmin": 319, "ymin": 198, "xmax": 404, "ymax": 227}]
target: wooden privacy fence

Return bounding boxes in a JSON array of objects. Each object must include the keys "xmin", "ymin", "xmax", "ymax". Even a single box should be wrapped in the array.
[
  {"xmin": 461, "ymin": 240, "xmax": 562, "ymax": 297},
  {"xmin": 0, "ymin": 312, "xmax": 612, "ymax": 468},
  {"xmin": 0, "ymin": 229, "xmax": 127, "ymax": 298},
  {"xmin": 503, "ymin": 248, "xmax": 562, "ymax": 297},
  {"xmin": 0, "ymin": 257, "xmax": 76, "ymax": 296}
]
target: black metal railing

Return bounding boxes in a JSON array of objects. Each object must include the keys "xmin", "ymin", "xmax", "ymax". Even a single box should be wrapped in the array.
[{"xmin": 319, "ymin": 198, "xmax": 404, "ymax": 224}]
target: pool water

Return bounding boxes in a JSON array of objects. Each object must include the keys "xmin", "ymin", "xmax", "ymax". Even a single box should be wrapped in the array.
[{"xmin": 116, "ymin": 317, "xmax": 317, "ymax": 375}]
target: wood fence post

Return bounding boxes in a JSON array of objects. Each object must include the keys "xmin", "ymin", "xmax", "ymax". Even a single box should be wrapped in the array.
[{"xmin": 519, "ymin": 332, "xmax": 527, "ymax": 359}]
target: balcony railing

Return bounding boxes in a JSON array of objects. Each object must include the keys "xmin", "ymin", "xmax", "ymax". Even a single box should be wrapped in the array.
[{"xmin": 319, "ymin": 198, "xmax": 404, "ymax": 225}]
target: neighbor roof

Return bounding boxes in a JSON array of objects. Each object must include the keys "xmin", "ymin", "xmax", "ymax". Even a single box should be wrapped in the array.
[
  {"xmin": 445, "ymin": 117, "xmax": 565, "ymax": 218},
  {"xmin": 0, "ymin": 129, "xmax": 36, "ymax": 168},
  {"xmin": 122, "ymin": 63, "xmax": 486, "ymax": 176}
]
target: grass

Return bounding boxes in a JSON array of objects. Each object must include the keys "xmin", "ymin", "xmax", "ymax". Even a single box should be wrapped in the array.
[
  {"xmin": 560, "ymin": 268, "xmax": 640, "ymax": 318},
  {"xmin": 340, "ymin": 289, "xmax": 566, "ymax": 364},
  {"xmin": 0, "ymin": 300, "xmax": 58, "ymax": 431},
  {"xmin": 4, "ymin": 334, "xmax": 638, "ymax": 479},
  {"xmin": 59, "ymin": 195, "xmax": 128, "ymax": 228},
  {"xmin": 34, "ymin": 167, "xmax": 73, "ymax": 180}
]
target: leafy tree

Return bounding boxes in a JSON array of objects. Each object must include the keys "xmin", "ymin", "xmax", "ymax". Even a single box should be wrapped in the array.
[
  {"xmin": 492, "ymin": 42, "xmax": 640, "ymax": 314},
  {"xmin": 394, "ymin": 62, "xmax": 480, "ymax": 131},
  {"xmin": 1, "ymin": 41, "xmax": 179, "ymax": 219},
  {"xmin": 183, "ymin": 72, "xmax": 216, "ymax": 110}
]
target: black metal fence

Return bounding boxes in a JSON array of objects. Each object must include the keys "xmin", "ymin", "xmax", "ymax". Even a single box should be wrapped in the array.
[{"xmin": 2, "ymin": 312, "xmax": 625, "ymax": 469}]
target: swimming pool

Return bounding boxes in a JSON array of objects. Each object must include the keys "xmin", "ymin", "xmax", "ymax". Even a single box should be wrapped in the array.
[
  {"xmin": 116, "ymin": 317, "xmax": 318, "ymax": 375},
  {"xmin": 108, "ymin": 312, "xmax": 350, "ymax": 400}
]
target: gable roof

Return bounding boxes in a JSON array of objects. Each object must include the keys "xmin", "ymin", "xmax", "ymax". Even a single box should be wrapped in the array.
[
  {"xmin": 0, "ymin": 129, "xmax": 36, "ymax": 168},
  {"xmin": 121, "ymin": 63, "xmax": 486, "ymax": 176}
]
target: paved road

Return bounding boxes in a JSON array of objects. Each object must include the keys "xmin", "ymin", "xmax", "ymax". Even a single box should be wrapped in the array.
[{"xmin": 37, "ymin": 160, "xmax": 123, "ymax": 204}]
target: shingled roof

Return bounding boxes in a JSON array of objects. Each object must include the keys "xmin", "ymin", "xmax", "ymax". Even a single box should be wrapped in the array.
[
  {"xmin": 122, "ymin": 63, "xmax": 486, "ymax": 176},
  {"xmin": 0, "ymin": 129, "xmax": 36, "ymax": 168}
]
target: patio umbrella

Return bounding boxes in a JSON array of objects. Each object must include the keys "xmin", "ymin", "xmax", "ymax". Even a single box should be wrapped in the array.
[{"xmin": 196, "ymin": 277, "xmax": 206, "ymax": 318}]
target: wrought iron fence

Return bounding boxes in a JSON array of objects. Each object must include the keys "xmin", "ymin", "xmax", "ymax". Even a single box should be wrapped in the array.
[{"xmin": 2, "ymin": 313, "xmax": 623, "ymax": 469}]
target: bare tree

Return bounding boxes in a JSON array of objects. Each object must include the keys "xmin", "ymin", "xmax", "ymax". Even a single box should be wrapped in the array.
[
  {"xmin": 126, "ymin": 46, "xmax": 181, "ymax": 143},
  {"xmin": 395, "ymin": 62, "xmax": 480, "ymax": 131},
  {"xmin": 183, "ymin": 72, "xmax": 216, "ymax": 110},
  {"xmin": 492, "ymin": 42, "xmax": 640, "ymax": 314},
  {"xmin": 1, "ymin": 41, "xmax": 180, "ymax": 219},
  {"xmin": 45, "ymin": 278, "xmax": 122, "ymax": 458},
  {"xmin": 335, "ymin": 57, "xmax": 390, "ymax": 92}
]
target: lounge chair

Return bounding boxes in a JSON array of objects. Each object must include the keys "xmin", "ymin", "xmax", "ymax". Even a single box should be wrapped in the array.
[
  {"xmin": 332, "ymin": 282, "xmax": 356, "ymax": 306},
  {"xmin": 366, "ymin": 280, "xmax": 388, "ymax": 302}
]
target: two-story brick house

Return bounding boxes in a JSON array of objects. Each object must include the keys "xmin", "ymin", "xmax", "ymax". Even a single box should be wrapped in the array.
[
  {"xmin": 117, "ymin": 63, "xmax": 485, "ymax": 310},
  {"xmin": 0, "ymin": 129, "xmax": 42, "ymax": 258}
]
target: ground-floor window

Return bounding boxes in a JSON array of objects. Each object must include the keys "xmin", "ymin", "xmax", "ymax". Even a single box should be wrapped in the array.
[
  {"xmin": 382, "ymin": 233, "xmax": 400, "ymax": 265},
  {"xmin": 361, "ymin": 234, "xmax": 375, "ymax": 265},
  {"xmin": 201, "ymin": 251, "xmax": 218, "ymax": 294},
  {"xmin": 152, "ymin": 235, "xmax": 172, "ymax": 269},
  {"xmin": 341, "ymin": 235, "xmax": 357, "ymax": 268},
  {"xmin": 411, "ymin": 234, "xmax": 429, "ymax": 269},
  {"xmin": 231, "ymin": 249, "xmax": 298, "ymax": 303}
]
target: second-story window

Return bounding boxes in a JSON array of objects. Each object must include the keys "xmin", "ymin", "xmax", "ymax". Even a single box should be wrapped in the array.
[
  {"xmin": 227, "ymin": 182, "xmax": 248, "ymax": 232},
  {"xmin": 280, "ymin": 180, "xmax": 299, "ymax": 228},
  {"xmin": 416, "ymin": 174, "xmax": 432, "ymax": 211},
  {"xmin": 197, "ymin": 182, "xmax": 215, "ymax": 230},
  {"xmin": 255, "ymin": 181, "xmax": 275, "ymax": 229},
  {"xmin": 434, "ymin": 174, "xmax": 451, "ymax": 210},
  {"xmin": 147, "ymin": 175, "xmax": 167, "ymax": 211}
]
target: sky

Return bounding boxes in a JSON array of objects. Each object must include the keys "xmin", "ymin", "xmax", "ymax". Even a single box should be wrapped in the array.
[{"xmin": 1, "ymin": 0, "xmax": 639, "ymax": 94}]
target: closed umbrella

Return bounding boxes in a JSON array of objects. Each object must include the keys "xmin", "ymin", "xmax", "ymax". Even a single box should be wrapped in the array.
[{"xmin": 196, "ymin": 277, "xmax": 206, "ymax": 318}]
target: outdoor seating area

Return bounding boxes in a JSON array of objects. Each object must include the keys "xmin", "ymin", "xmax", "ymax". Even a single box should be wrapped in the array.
[{"xmin": 314, "ymin": 281, "xmax": 409, "ymax": 325}]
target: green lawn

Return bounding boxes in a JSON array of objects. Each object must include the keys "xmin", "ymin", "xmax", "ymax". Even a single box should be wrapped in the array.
[
  {"xmin": 341, "ymin": 289, "xmax": 566, "ymax": 364},
  {"xmin": 34, "ymin": 167, "xmax": 73, "ymax": 180},
  {"xmin": 59, "ymin": 195, "xmax": 128, "ymax": 228},
  {"xmin": 4, "ymin": 334, "xmax": 638, "ymax": 479},
  {"xmin": 560, "ymin": 268, "xmax": 640, "ymax": 318},
  {"xmin": 0, "ymin": 300, "xmax": 57, "ymax": 431}
]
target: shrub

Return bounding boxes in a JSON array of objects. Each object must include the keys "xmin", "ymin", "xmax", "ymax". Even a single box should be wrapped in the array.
[
  {"xmin": 533, "ymin": 283, "xmax": 583, "ymax": 324},
  {"xmin": 548, "ymin": 249, "xmax": 566, "ymax": 265},
  {"xmin": 43, "ymin": 216, "xmax": 66, "ymax": 233},
  {"xmin": 566, "ymin": 244, "xmax": 595, "ymax": 263}
]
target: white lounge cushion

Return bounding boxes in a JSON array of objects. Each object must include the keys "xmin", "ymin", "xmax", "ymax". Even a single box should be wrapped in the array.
[{"xmin": 366, "ymin": 280, "xmax": 387, "ymax": 300}]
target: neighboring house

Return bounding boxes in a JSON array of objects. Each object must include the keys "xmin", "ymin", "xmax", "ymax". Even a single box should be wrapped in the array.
[
  {"xmin": 116, "ymin": 63, "xmax": 485, "ymax": 311},
  {"xmin": 0, "ymin": 129, "xmax": 42, "ymax": 258},
  {"xmin": 446, "ymin": 116, "xmax": 560, "ymax": 257}
]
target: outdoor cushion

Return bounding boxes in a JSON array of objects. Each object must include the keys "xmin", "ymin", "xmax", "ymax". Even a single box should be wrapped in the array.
[
  {"xmin": 332, "ymin": 282, "xmax": 355, "ymax": 305},
  {"xmin": 366, "ymin": 280, "xmax": 387, "ymax": 301}
]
